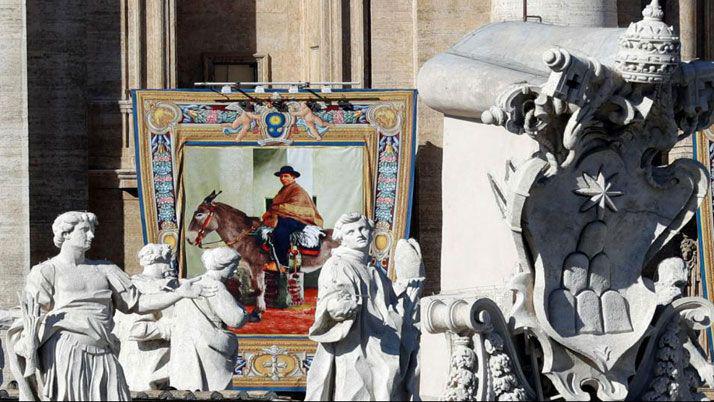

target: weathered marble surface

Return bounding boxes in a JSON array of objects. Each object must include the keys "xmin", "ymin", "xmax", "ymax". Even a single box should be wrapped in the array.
[
  {"xmin": 6, "ymin": 211, "xmax": 211, "ymax": 401},
  {"xmin": 305, "ymin": 213, "xmax": 424, "ymax": 401},
  {"xmin": 114, "ymin": 243, "xmax": 176, "ymax": 391},
  {"xmin": 169, "ymin": 247, "xmax": 247, "ymax": 392},
  {"xmin": 492, "ymin": 0, "xmax": 618, "ymax": 27}
]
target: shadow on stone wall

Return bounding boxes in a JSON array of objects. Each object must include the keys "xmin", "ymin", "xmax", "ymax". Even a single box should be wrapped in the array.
[
  {"xmin": 176, "ymin": 0, "xmax": 258, "ymax": 88},
  {"xmin": 88, "ymin": 188, "xmax": 129, "ymax": 269},
  {"xmin": 410, "ymin": 142, "xmax": 443, "ymax": 296},
  {"xmin": 27, "ymin": 0, "xmax": 89, "ymax": 265},
  {"xmin": 618, "ymin": 0, "xmax": 679, "ymax": 28},
  {"xmin": 85, "ymin": 0, "xmax": 129, "ymax": 270},
  {"xmin": 27, "ymin": 1, "xmax": 132, "ymax": 270}
]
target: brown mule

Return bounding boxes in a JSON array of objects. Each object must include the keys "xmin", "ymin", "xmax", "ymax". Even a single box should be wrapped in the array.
[{"xmin": 185, "ymin": 191, "xmax": 339, "ymax": 320}]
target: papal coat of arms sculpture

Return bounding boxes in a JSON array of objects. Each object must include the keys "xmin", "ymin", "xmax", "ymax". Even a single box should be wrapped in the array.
[{"xmin": 423, "ymin": 1, "xmax": 714, "ymax": 400}]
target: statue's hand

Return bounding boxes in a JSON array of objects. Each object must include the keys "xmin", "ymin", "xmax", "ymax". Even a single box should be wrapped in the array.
[
  {"xmin": 176, "ymin": 277, "xmax": 217, "ymax": 299},
  {"xmin": 395, "ymin": 238, "xmax": 425, "ymax": 283},
  {"xmin": 18, "ymin": 292, "xmax": 40, "ymax": 362},
  {"xmin": 326, "ymin": 291, "xmax": 359, "ymax": 321}
]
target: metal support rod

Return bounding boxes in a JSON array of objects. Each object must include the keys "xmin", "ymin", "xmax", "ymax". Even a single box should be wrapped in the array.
[
  {"xmin": 522, "ymin": 0, "xmax": 542, "ymax": 23},
  {"xmin": 194, "ymin": 81, "xmax": 361, "ymax": 88}
]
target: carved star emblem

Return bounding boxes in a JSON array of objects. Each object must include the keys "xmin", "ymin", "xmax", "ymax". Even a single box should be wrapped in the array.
[{"xmin": 574, "ymin": 169, "xmax": 623, "ymax": 219}]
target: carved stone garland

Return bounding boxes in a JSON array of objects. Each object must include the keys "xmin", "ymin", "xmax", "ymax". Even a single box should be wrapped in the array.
[
  {"xmin": 423, "ymin": 298, "xmax": 536, "ymax": 401},
  {"xmin": 425, "ymin": 1, "xmax": 714, "ymax": 400}
]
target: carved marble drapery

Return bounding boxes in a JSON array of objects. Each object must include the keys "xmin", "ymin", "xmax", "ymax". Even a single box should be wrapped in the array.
[{"xmin": 423, "ymin": 1, "xmax": 714, "ymax": 400}]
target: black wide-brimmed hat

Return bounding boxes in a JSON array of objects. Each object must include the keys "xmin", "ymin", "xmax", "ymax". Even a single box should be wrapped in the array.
[{"xmin": 274, "ymin": 165, "xmax": 301, "ymax": 178}]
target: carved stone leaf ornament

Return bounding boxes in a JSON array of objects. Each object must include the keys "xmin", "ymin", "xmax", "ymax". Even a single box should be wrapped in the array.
[
  {"xmin": 422, "ymin": 297, "xmax": 536, "ymax": 401},
  {"xmin": 423, "ymin": 1, "xmax": 714, "ymax": 401}
]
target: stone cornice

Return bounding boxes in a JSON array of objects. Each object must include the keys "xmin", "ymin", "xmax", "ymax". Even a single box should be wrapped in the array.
[{"xmin": 88, "ymin": 168, "xmax": 137, "ymax": 190}]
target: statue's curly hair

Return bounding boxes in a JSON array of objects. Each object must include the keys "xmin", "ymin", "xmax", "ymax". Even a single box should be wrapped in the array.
[
  {"xmin": 201, "ymin": 247, "xmax": 241, "ymax": 271},
  {"xmin": 138, "ymin": 243, "xmax": 173, "ymax": 266},
  {"xmin": 332, "ymin": 212, "xmax": 373, "ymax": 242},
  {"xmin": 51, "ymin": 211, "xmax": 98, "ymax": 248}
]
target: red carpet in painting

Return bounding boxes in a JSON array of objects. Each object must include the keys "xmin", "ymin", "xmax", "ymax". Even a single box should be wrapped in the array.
[{"xmin": 230, "ymin": 288, "xmax": 318, "ymax": 335}]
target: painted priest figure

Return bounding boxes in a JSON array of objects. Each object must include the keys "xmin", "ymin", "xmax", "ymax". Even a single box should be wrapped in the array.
[
  {"xmin": 114, "ymin": 243, "xmax": 176, "ymax": 391},
  {"xmin": 262, "ymin": 165, "xmax": 324, "ymax": 267},
  {"xmin": 7, "ymin": 211, "xmax": 214, "ymax": 401},
  {"xmin": 305, "ymin": 213, "xmax": 425, "ymax": 401},
  {"xmin": 169, "ymin": 247, "xmax": 248, "ymax": 391}
]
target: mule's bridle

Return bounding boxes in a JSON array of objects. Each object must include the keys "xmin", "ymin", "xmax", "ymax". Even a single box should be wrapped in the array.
[
  {"xmin": 224, "ymin": 229, "xmax": 253, "ymax": 247},
  {"xmin": 192, "ymin": 202, "xmax": 256, "ymax": 249},
  {"xmin": 193, "ymin": 204, "xmax": 216, "ymax": 248}
]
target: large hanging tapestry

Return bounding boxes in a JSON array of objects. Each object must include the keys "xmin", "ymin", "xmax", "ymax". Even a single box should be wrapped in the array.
[
  {"xmin": 132, "ymin": 89, "xmax": 417, "ymax": 391},
  {"xmin": 695, "ymin": 128, "xmax": 714, "ymax": 303}
]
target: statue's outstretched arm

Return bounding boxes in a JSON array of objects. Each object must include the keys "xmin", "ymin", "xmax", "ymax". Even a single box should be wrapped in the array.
[{"xmin": 136, "ymin": 277, "xmax": 217, "ymax": 313}]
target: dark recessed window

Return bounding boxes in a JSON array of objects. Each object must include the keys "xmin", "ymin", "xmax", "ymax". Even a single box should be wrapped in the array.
[
  {"xmin": 211, "ymin": 62, "xmax": 257, "ymax": 82},
  {"xmin": 203, "ymin": 53, "xmax": 268, "ymax": 83}
]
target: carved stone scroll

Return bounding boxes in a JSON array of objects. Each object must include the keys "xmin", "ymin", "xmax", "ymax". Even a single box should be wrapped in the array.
[{"xmin": 423, "ymin": 297, "xmax": 536, "ymax": 401}]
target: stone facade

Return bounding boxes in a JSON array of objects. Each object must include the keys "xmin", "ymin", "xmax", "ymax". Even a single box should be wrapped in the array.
[
  {"xmin": 0, "ymin": 1, "xmax": 713, "ymax": 310},
  {"xmin": 0, "ymin": 0, "xmax": 29, "ymax": 309}
]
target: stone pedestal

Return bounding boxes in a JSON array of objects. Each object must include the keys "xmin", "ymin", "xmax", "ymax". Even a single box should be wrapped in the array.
[
  {"xmin": 440, "ymin": 119, "xmax": 537, "ymax": 293},
  {"xmin": 419, "ymin": 118, "xmax": 537, "ymax": 398}
]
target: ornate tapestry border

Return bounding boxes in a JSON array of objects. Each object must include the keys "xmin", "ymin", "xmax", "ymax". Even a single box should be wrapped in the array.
[
  {"xmin": 131, "ymin": 89, "xmax": 418, "ymax": 391},
  {"xmin": 693, "ymin": 130, "xmax": 714, "ymax": 355},
  {"xmin": 132, "ymin": 89, "xmax": 417, "ymax": 276},
  {"xmin": 695, "ymin": 130, "xmax": 714, "ymax": 303}
]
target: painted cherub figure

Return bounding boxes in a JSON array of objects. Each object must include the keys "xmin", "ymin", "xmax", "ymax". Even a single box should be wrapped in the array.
[
  {"xmin": 305, "ymin": 212, "xmax": 424, "ymax": 401},
  {"xmin": 289, "ymin": 101, "xmax": 331, "ymax": 139},
  {"xmin": 223, "ymin": 102, "xmax": 260, "ymax": 141}
]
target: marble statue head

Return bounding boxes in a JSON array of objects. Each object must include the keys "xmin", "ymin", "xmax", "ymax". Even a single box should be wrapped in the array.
[
  {"xmin": 201, "ymin": 247, "xmax": 241, "ymax": 281},
  {"xmin": 138, "ymin": 243, "xmax": 174, "ymax": 279},
  {"xmin": 655, "ymin": 257, "xmax": 689, "ymax": 305},
  {"xmin": 52, "ymin": 211, "xmax": 98, "ymax": 250},
  {"xmin": 333, "ymin": 213, "xmax": 374, "ymax": 252}
]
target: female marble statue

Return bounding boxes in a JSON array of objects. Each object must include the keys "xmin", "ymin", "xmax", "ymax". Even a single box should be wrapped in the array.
[
  {"xmin": 114, "ymin": 243, "xmax": 176, "ymax": 391},
  {"xmin": 305, "ymin": 213, "xmax": 424, "ymax": 401},
  {"xmin": 7, "ymin": 211, "xmax": 213, "ymax": 401},
  {"xmin": 169, "ymin": 247, "xmax": 247, "ymax": 391}
]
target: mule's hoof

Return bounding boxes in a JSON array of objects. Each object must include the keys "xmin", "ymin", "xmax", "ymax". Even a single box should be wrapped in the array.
[{"xmin": 248, "ymin": 311, "xmax": 262, "ymax": 322}]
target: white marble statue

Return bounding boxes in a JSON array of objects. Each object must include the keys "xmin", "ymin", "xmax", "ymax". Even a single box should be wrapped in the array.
[
  {"xmin": 169, "ymin": 247, "xmax": 247, "ymax": 391},
  {"xmin": 654, "ymin": 257, "xmax": 689, "ymax": 306},
  {"xmin": 114, "ymin": 243, "xmax": 176, "ymax": 391},
  {"xmin": 6, "ymin": 211, "xmax": 214, "ymax": 401},
  {"xmin": 305, "ymin": 212, "xmax": 424, "ymax": 401}
]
